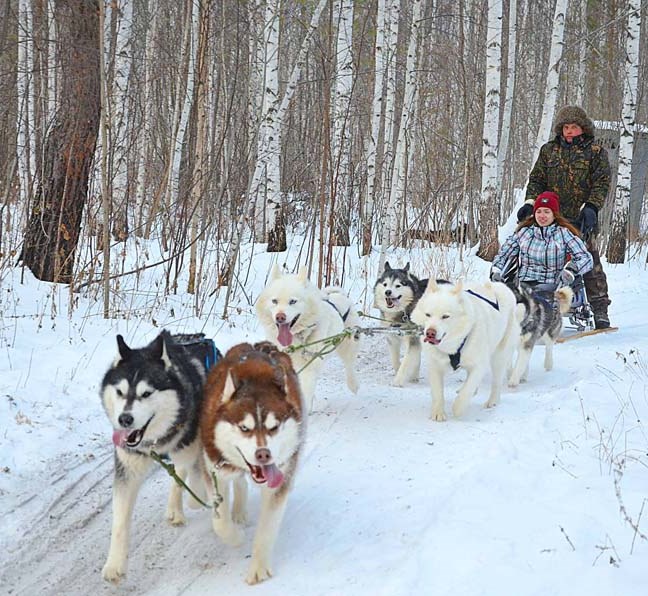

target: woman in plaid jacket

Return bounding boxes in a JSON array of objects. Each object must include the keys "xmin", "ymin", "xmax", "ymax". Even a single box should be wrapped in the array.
[{"xmin": 491, "ymin": 191, "xmax": 593, "ymax": 288}]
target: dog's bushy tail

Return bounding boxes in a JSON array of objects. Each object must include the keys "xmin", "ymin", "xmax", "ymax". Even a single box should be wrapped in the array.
[{"xmin": 554, "ymin": 287, "xmax": 574, "ymax": 314}]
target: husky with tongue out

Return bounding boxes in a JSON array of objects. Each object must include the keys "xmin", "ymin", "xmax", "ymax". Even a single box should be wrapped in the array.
[
  {"xmin": 100, "ymin": 331, "xmax": 213, "ymax": 583},
  {"xmin": 255, "ymin": 264, "xmax": 360, "ymax": 411},
  {"xmin": 201, "ymin": 341, "xmax": 305, "ymax": 584}
]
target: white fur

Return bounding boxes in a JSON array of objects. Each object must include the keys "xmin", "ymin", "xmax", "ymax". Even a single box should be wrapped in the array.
[
  {"xmin": 411, "ymin": 280, "xmax": 520, "ymax": 421},
  {"xmin": 255, "ymin": 265, "xmax": 360, "ymax": 410}
]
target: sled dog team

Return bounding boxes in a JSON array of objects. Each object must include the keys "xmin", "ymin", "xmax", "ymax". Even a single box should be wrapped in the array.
[{"xmin": 100, "ymin": 262, "xmax": 573, "ymax": 585}]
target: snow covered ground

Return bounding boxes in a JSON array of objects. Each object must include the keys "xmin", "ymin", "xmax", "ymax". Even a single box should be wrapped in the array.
[{"xmin": 1, "ymin": 241, "xmax": 647, "ymax": 596}]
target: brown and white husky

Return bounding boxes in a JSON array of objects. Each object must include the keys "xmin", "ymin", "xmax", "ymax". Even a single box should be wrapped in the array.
[{"xmin": 200, "ymin": 341, "xmax": 305, "ymax": 584}]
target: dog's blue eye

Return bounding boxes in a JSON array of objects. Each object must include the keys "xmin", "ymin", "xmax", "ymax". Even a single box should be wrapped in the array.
[
  {"xmin": 289, "ymin": 299, "xmax": 297, "ymax": 305},
  {"xmin": 239, "ymin": 424, "xmax": 250, "ymax": 433}
]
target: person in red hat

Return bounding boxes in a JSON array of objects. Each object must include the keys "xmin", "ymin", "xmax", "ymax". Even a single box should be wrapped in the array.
[{"xmin": 491, "ymin": 191, "xmax": 593, "ymax": 290}]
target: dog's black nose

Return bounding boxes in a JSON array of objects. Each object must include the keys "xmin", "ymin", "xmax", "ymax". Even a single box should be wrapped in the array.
[
  {"xmin": 118, "ymin": 412, "xmax": 134, "ymax": 428},
  {"xmin": 255, "ymin": 447, "xmax": 272, "ymax": 464},
  {"xmin": 385, "ymin": 289, "xmax": 392, "ymax": 296}
]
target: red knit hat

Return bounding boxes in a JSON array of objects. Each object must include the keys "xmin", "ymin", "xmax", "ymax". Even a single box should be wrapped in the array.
[{"xmin": 534, "ymin": 191, "xmax": 560, "ymax": 214}]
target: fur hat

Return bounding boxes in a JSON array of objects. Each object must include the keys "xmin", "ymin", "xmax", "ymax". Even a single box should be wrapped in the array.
[
  {"xmin": 553, "ymin": 105, "xmax": 595, "ymax": 137},
  {"xmin": 534, "ymin": 191, "xmax": 560, "ymax": 214}
]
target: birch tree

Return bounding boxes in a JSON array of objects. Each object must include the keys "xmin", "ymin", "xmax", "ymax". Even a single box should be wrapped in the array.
[
  {"xmin": 252, "ymin": 0, "xmax": 281, "ymax": 246},
  {"xmin": 381, "ymin": 0, "xmax": 423, "ymax": 259},
  {"xmin": 496, "ymin": 0, "xmax": 517, "ymax": 202},
  {"xmin": 362, "ymin": 0, "xmax": 388, "ymax": 255},
  {"xmin": 530, "ymin": 0, "xmax": 567, "ymax": 163},
  {"xmin": 330, "ymin": 0, "xmax": 354, "ymax": 246},
  {"xmin": 607, "ymin": 0, "xmax": 641, "ymax": 264},
  {"xmin": 476, "ymin": 0, "xmax": 502, "ymax": 261}
]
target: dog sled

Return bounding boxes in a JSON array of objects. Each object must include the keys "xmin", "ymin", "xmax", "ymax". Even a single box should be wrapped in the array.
[{"xmin": 498, "ymin": 259, "xmax": 617, "ymax": 342}]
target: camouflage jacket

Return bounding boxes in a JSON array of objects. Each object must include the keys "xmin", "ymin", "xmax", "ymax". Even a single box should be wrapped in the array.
[{"xmin": 525, "ymin": 135, "xmax": 611, "ymax": 220}]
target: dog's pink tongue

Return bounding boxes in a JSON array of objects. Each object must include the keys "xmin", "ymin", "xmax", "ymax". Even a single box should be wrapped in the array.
[
  {"xmin": 112, "ymin": 429, "xmax": 130, "ymax": 448},
  {"xmin": 277, "ymin": 323, "xmax": 293, "ymax": 347},
  {"xmin": 263, "ymin": 463, "xmax": 284, "ymax": 489}
]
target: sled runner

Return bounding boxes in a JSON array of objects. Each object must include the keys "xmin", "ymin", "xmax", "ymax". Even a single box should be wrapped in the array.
[{"xmin": 556, "ymin": 326, "xmax": 619, "ymax": 343}]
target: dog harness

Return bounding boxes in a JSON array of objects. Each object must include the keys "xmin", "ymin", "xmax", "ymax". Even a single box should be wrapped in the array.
[
  {"xmin": 324, "ymin": 298, "xmax": 351, "ymax": 322},
  {"xmin": 449, "ymin": 290, "xmax": 500, "ymax": 369}
]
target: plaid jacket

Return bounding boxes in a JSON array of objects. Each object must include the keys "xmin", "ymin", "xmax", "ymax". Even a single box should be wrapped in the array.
[{"xmin": 493, "ymin": 223, "xmax": 593, "ymax": 284}]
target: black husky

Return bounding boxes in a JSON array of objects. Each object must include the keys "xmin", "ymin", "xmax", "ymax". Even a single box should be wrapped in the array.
[{"xmin": 100, "ymin": 331, "xmax": 219, "ymax": 583}]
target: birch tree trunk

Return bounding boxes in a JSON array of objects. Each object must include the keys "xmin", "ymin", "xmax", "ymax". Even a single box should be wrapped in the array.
[
  {"xmin": 496, "ymin": 0, "xmax": 517, "ymax": 203},
  {"xmin": 607, "ymin": 0, "xmax": 640, "ymax": 264},
  {"xmin": 476, "ymin": 0, "xmax": 502, "ymax": 261},
  {"xmin": 380, "ymin": 0, "xmax": 400, "ymax": 216},
  {"xmin": 381, "ymin": 0, "xmax": 422, "ymax": 259},
  {"xmin": 530, "ymin": 0, "xmax": 567, "ymax": 162},
  {"xmin": 252, "ymin": 0, "xmax": 281, "ymax": 246},
  {"xmin": 220, "ymin": 0, "xmax": 328, "ymax": 286},
  {"xmin": 330, "ymin": 0, "xmax": 354, "ymax": 246},
  {"xmin": 361, "ymin": 0, "xmax": 388, "ymax": 256}
]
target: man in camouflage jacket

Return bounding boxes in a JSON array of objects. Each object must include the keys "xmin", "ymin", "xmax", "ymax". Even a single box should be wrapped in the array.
[{"xmin": 517, "ymin": 106, "xmax": 612, "ymax": 329}]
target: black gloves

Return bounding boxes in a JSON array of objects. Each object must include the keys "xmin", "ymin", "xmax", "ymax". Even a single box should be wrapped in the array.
[
  {"xmin": 517, "ymin": 203, "xmax": 534, "ymax": 222},
  {"xmin": 577, "ymin": 203, "xmax": 598, "ymax": 235}
]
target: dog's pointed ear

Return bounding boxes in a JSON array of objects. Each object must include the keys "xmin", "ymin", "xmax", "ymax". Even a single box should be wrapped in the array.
[
  {"xmin": 452, "ymin": 280, "xmax": 464, "ymax": 294},
  {"xmin": 404, "ymin": 262, "xmax": 410, "ymax": 272},
  {"xmin": 222, "ymin": 371, "xmax": 237, "ymax": 403},
  {"xmin": 116, "ymin": 335, "xmax": 132, "ymax": 361},
  {"xmin": 269, "ymin": 263, "xmax": 281, "ymax": 281},
  {"xmin": 151, "ymin": 333, "xmax": 173, "ymax": 369},
  {"xmin": 424, "ymin": 278, "xmax": 439, "ymax": 294},
  {"xmin": 384, "ymin": 261, "xmax": 391, "ymax": 271},
  {"xmin": 297, "ymin": 266, "xmax": 308, "ymax": 283}
]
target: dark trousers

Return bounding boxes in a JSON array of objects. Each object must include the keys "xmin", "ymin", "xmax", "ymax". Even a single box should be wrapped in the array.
[{"xmin": 583, "ymin": 236, "xmax": 610, "ymax": 316}]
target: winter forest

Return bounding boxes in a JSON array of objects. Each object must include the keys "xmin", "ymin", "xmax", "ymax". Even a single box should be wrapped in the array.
[{"xmin": 0, "ymin": 0, "xmax": 646, "ymax": 307}]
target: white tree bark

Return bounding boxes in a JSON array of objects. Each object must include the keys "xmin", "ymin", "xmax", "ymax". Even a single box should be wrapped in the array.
[
  {"xmin": 380, "ymin": 0, "xmax": 400, "ymax": 212},
  {"xmin": 331, "ymin": 0, "xmax": 354, "ymax": 240},
  {"xmin": 476, "ymin": 0, "xmax": 503, "ymax": 259},
  {"xmin": 362, "ymin": 0, "xmax": 388, "ymax": 255},
  {"xmin": 381, "ymin": 0, "xmax": 423, "ymax": 255},
  {"xmin": 17, "ymin": 0, "xmax": 33, "ymax": 205},
  {"xmin": 530, "ymin": 0, "xmax": 568, "ymax": 162},
  {"xmin": 574, "ymin": 0, "xmax": 587, "ymax": 105},
  {"xmin": 607, "ymin": 0, "xmax": 641, "ymax": 263},
  {"xmin": 496, "ymin": 0, "xmax": 517, "ymax": 200},
  {"xmin": 253, "ymin": 0, "xmax": 281, "ymax": 235}
]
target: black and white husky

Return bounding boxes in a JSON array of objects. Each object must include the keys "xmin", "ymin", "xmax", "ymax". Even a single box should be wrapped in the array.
[
  {"xmin": 508, "ymin": 284, "xmax": 573, "ymax": 386},
  {"xmin": 100, "ymin": 331, "xmax": 215, "ymax": 583},
  {"xmin": 373, "ymin": 262, "xmax": 429, "ymax": 386}
]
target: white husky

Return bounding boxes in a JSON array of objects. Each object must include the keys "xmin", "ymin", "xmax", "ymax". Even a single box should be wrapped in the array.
[
  {"xmin": 411, "ymin": 280, "xmax": 520, "ymax": 421},
  {"xmin": 255, "ymin": 265, "xmax": 360, "ymax": 410}
]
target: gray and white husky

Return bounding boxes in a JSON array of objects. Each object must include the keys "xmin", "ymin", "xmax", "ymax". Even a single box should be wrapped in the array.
[
  {"xmin": 373, "ymin": 261, "xmax": 430, "ymax": 386},
  {"xmin": 100, "ymin": 331, "xmax": 212, "ymax": 583},
  {"xmin": 508, "ymin": 284, "xmax": 573, "ymax": 386}
]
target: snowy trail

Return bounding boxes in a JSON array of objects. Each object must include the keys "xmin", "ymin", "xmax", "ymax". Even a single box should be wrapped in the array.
[{"xmin": 2, "ymin": 298, "xmax": 647, "ymax": 595}]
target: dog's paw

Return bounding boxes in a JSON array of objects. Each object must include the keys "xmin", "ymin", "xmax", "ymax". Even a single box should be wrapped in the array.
[
  {"xmin": 102, "ymin": 560, "xmax": 125, "ymax": 583},
  {"xmin": 484, "ymin": 397, "xmax": 499, "ymax": 409},
  {"xmin": 347, "ymin": 377, "xmax": 359, "ymax": 394},
  {"xmin": 246, "ymin": 559, "xmax": 273, "ymax": 584},
  {"xmin": 166, "ymin": 507, "xmax": 186, "ymax": 526},
  {"xmin": 391, "ymin": 375, "xmax": 406, "ymax": 387},
  {"xmin": 508, "ymin": 377, "xmax": 520, "ymax": 388},
  {"xmin": 213, "ymin": 519, "xmax": 244, "ymax": 546},
  {"xmin": 232, "ymin": 507, "xmax": 248, "ymax": 525},
  {"xmin": 431, "ymin": 409, "xmax": 447, "ymax": 422}
]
